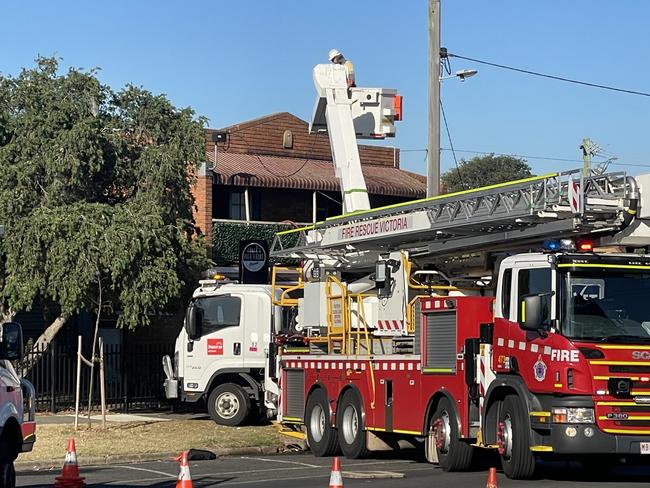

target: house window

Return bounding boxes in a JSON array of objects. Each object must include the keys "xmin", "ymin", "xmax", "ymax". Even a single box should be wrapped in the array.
[{"xmin": 229, "ymin": 190, "xmax": 246, "ymax": 220}]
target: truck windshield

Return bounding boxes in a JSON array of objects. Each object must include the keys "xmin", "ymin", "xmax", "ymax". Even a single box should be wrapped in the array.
[{"xmin": 561, "ymin": 269, "xmax": 650, "ymax": 342}]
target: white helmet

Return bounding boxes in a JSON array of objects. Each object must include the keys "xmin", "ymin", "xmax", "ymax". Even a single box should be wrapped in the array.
[{"xmin": 328, "ymin": 48, "xmax": 342, "ymax": 61}]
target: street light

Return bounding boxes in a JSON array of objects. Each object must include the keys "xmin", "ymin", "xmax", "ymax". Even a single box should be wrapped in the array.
[{"xmin": 440, "ymin": 69, "xmax": 479, "ymax": 82}]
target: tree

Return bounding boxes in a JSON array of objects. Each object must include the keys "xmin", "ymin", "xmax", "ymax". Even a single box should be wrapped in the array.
[
  {"xmin": 0, "ymin": 57, "xmax": 211, "ymax": 358},
  {"xmin": 441, "ymin": 154, "xmax": 533, "ymax": 193}
]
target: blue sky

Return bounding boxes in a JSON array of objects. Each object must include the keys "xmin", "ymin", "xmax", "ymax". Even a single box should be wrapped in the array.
[{"xmin": 1, "ymin": 1, "xmax": 649, "ymax": 177}]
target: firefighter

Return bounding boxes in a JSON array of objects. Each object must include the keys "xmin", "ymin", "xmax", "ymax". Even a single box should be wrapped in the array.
[{"xmin": 328, "ymin": 48, "xmax": 356, "ymax": 88}]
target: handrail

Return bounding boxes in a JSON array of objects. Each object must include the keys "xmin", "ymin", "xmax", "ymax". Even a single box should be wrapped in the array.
[
  {"xmin": 271, "ymin": 266, "xmax": 303, "ymax": 307},
  {"xmin": 325, "ymin": 275, "xmax": 348, "ymax": 354}
]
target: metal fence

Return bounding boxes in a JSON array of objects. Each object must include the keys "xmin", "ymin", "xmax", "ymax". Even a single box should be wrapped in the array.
[{"xmin": 17, "ymin": 342, "xmax": 172, "ymax": 413}]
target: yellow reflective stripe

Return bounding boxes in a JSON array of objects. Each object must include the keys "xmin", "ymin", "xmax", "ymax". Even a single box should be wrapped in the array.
[
  {"xmin": 325, "ymin": 173, "xmax": 559, "ymax": 222},
  {"xmin": 604, "ymin": 428, "xmax": 650, "ymax": 435},
  {"xmin": 521, "ymin": 301, "xmax": 526, "ymax": 322},
  {"xmin": 276, "ymin": 225, "xmax": 315, "ymax": 236},
  {"xmin": 557, "ymin": 264, "xmax": 650, "ymax": 270},
  {"xmin": 594, "ymin": 376, "xmax": 640, "ymax": 381},
  {"xmin": 367, "ymin": 426, "xmax": 386, "ymax": 432},
  {"xmin": 554, "ymin": 383, "xmax": 563, "ymax": 388},
  {"xmin": 597, "ymin": 345, "xmax": 650, "ymax": 350},
  {"xmin": 282, "ymin": 417, "xmax": 303, "ymax": 423},
  {"xmin": 530, "ymin": 446, "xmax": 554, "ymax": 452},
  {"xmin": 529, "ymin": 411, "xmax": 551, "ymax": 417},
  {"xmin": 422, "ymin": 368, "xmax": 454, "ymax": 373},
  {"xmin": 597, "ymin": 401, "xmax": 637, "ymax": 406},
  {"xmin": 600, "ymin": 416, "xmax": 650, "ymax": 421},
  {"xmin": 393, "ymin": 429, "xmax": 422, "ymax": 435}
]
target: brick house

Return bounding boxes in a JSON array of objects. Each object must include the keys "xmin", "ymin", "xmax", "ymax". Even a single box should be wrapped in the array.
[{"xmin": 192, "ymin": 112, "xmax": 426, "ymax": 262}]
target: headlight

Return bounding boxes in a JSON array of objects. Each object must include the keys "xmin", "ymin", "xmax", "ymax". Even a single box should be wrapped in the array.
[{"xmin": 552, "ymin": 407, "xmax": 595, "ymax": 424}]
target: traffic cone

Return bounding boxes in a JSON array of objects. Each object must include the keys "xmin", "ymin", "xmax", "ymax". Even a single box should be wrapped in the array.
[
  {"xmin": 54, "ymin": 438, "xmax": 86, "ymax": 488},
  {"xmin": 328, "ymin": 456, "xmax": 343, "ymax": 488},
  {"xmin": 175, "ymin": 451, "xmax": 193, "ymax": 488},
  {"xmin": 486, "ymin": 467, "xmax": 498, "ymax": 488}
]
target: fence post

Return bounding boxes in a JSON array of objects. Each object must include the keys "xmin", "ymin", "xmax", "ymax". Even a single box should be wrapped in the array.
[
  {"xmin": 122, "ymin": 335, "xmax": 128, "ymax": 413},
  {"xmin": 50, "ymin": 344, "xmax": 56, "ymax": 413}
]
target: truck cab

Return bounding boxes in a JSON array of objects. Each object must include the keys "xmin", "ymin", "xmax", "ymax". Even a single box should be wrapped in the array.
[
  {"xmin": 488, "ymin": 245, "xmax": 650, "ymax": 467},
  {"xmin": 0, "ymin": 322, "xmax": 36, "ymax": 488},
  {"xmin": 164, "ymin": 280, "xmax": 282, "ymax": 425}
]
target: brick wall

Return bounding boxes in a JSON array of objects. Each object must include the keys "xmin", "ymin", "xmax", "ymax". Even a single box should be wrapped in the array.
[
  {"xmin": 191, "ymin": 162, "xmax": 213, "ymax": 240},
  {"xmin": 206, "ymin": 112, "xmax": 400, "ymax": 168}
]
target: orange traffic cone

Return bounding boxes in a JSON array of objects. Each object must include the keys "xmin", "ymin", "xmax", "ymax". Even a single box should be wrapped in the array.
[
  {"xmin": 328, "ymin": 457, "xmax": 343, "ymax": 488},
  {"xmin": 486, "ymin": 467, "xmax": 498, "ymax": 488},
  {"xmin": 54, "ymin": 438, "xmax": 86, "ymax": 488},
  {"xmin": 175, "ymin": 451, "xmax": 193, "ymax": 488}
]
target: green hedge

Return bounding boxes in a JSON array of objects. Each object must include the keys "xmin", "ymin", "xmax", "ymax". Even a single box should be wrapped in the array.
[{"xmin": 212, "ymin": 221, "xmax": 301, "ymax": 265}]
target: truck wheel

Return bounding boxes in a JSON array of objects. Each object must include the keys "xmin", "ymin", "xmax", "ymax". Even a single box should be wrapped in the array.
[
  {"xmin": 207, "ymin": 383, "xmax": 251, "ymax": 426},
  {"xmin": 497, "ymin": 395, "xmax": 536, "ymax": 479},
  {"xmin": 431, "ymin": 397, "xmax": 473, "ymax": 471},
  {"xmin": 336, "ymin": 389, "xmax": 369, "ymax": 459},
  {"xmin": 0, "ymin": 439, "xmax": 17, "ymax": 488},
  {"xmin": 305, "ymin": 389, "xmax": 339, "ymax": 456}
]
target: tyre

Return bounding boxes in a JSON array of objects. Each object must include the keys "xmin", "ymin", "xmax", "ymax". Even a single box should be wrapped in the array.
[
  {"xmin": 0, "ymin": 439, "xmax": 17, "ymax": 488},
  {"xmin": 305, "ymin": 388, "xmax": 339, "ymax": 457},
  {"xmin": 431, "ymin": 397, "xmax": 473, "ymax": 471},
  {"xmin": 207, "ymin": 383, "xmax": 251, "ymax": 426},
  {"xmin": 497, "ymin": 395, "xmax": 536, "ymax": 479},
  {"xmin": 336, "ymin": 389, "xmax": 369, "ymax": 459}
]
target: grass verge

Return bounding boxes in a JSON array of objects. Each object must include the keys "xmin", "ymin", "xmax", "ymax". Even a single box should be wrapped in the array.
[{"xmin": 20, "ymin": 420, "xmax": 285, "ymax": 463}]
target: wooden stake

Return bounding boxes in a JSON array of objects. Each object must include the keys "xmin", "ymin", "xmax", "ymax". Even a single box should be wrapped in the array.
[
  {"xmin": 99, "ymin": 337, "xmax": 107, "ymax": 429},
  {"xmin": 74, "ymin": 335, "xmax": 82, "ymax": 431}
]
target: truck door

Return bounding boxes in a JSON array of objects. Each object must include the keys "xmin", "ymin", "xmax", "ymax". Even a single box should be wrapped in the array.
[
  {"xmin": 241, "ymin": 293, "xmax": 269, "ymax": 369},
  {"xmin": 183, "ymin": 294, "xmax": 244, "ymax": 391},
  {"xmin": 510, "ymin": 266, "xmax": 555, "ymax": 385}
]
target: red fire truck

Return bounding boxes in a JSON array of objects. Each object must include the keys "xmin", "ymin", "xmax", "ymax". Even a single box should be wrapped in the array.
[
  {"xmin": 266, "ymin": 63, "xmax": 650, "ymax": 478},
  {"xmin": 271, "ymin": 171, "xmax": 650, "ymax": 479}
]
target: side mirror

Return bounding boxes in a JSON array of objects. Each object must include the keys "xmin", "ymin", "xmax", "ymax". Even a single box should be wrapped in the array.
[
  {"xmin": 519, "ymin": 293, "xmax": 552, "ymax": 332},
  {"xmin": 0, "ymin": 322, "xmax": 23, "ymax": 361},
  {"xmin": 185, "ymin": 305, "xmax": 202, "ymax": 341}
]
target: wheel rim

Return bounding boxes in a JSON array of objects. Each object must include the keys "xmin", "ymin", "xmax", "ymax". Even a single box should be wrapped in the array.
[
  {"xmin": 342, "ymin": 404, "xmax": 360, "ymax": 445},
  {"xmin": 310, "ymin": 404, "xmax": 326, "ymax": 443},
  {"xmin": 216, "ymin": 391, "xmax": 240, "ymax": 419},
  {"xmin": 433, "ymin": 411, "xmax": 451, "ymax": 454},
  {"xmin": 497, "ymin": 416, "xmax": 513, "ymax": 459}
]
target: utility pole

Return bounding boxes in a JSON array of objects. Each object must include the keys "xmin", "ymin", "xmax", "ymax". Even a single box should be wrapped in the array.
[
  {"xmin": 427, "ymin": 0, "xmax": 441, "ymax": 197},
  {"xmin": 580, "ymin": 137, "xmax": 593, "ymax": 175}
]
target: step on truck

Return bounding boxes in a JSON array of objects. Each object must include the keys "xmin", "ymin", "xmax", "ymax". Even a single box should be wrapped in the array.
[{"xmin": 0, "ymin": 322, "xmax": 36, "ymax": 488}]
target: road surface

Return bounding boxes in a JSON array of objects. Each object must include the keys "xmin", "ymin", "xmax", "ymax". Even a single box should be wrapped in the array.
[{"xmin": 17, "ymin": 452, "xmax": 650, "ymax": 487}]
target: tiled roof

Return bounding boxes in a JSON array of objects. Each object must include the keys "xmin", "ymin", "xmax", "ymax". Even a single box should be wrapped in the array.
[{"xmin": 210, "ymin": 152, "xmax": 426, "ymax": 198}]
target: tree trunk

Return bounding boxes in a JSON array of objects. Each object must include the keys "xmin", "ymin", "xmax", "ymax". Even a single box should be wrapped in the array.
[
  {"xmin": 20, "ymin": 315, "xmax": 68, "ymax": 374},
  {"xmin": 0, "ymin": 304, "xmax": 15, "ymax": 324}
]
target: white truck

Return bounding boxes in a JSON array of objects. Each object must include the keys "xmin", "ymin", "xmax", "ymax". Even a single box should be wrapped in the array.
[
  {"xmin": 0, "ymin": 321, "xmax": 36, "ymax": 488},
  {"xmin": 163, "ymin": 281, "xmax": 282, "ymax": 425}
]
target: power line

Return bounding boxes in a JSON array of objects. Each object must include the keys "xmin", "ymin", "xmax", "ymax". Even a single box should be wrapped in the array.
[
  {"xmin": 402, "ymin": 147, "xmax": 650, "ymax": 169},
  {"xmin": 447, "ymin": 53, "xmax": 650, "ymax": 98},
  {"xmin": 439, "ymin": 148, "xmax": 650, "ymax": 168},
  {"xmin": 440, "ymin": 99, "xmax": 466, "ymax": 189}
]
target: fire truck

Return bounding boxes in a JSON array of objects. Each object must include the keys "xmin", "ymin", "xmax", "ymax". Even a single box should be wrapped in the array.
[
  {"xmin": 167, "ymin": 62, "xmax": 650, "ymax": 478},
  {"xmin": 266, "ymin": 63, "xmax": 650, "ymax": 479}
]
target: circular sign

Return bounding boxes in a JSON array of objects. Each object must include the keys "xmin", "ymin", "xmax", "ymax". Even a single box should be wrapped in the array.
[{"xmin": 241, "ymin": 242, "xmax": 267, "ymax": 273}]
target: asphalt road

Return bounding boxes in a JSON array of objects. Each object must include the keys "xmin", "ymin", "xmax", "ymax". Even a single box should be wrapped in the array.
[{"xmin": 16, "ymin": 452, "xmax": 650, "ymax": 487}]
